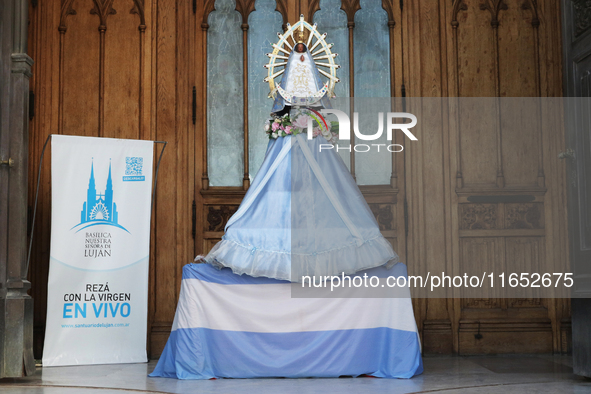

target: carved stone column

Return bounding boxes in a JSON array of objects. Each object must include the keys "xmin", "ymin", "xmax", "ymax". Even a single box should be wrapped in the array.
[{"xmin": 0, "ymin": 0, "xmax": 35, "ymax": 378}]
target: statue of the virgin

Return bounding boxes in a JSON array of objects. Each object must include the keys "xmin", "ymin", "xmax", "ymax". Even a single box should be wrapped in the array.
[{"xmin": 198, "ymin": 16, "xmax": 399, "ymax": 281}]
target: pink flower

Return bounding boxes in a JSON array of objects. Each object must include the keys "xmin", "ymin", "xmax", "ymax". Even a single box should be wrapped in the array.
[
  {"xmin": 272, "ymin": 122, "xmax": 280, "ymax": 131},
  {"xmin": 292, "ymin": 114, "xmax": 311, "ymax": 130},
  {"xmin": 313, "ymin": 127, "xmax": 321, "ymax": 137},
  {"xmin": 284, "ymin": 126, "xmax": 293, "ymax": 134}
]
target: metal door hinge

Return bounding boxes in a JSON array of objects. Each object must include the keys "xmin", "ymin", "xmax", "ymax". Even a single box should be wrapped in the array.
[
  {"xmin": 404, "ymin": 197, "xmax": 409, "ymax": 237},
  {"xmin": 192, "ymin": 86, "xmax": 197, "ymax": 125},
  {"xmin": 29, "ymin": 91, "xmax": 35, "ymax": 120},
  {"xmin": 192, "ymin": 200, "xmax": 196, "ymax": 239},
  {"xmin": 401, "ymin": 84, "xmax": 407, "ymax": 112}
]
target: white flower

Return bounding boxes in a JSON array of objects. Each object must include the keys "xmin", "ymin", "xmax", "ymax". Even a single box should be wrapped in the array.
[
  {"xmin": 264, "ymin": 123, "xmax": 270, "ymax": 131},
  {"xmin": 271, "ymin": 132, "xmax": 278, "ymax": 138}
]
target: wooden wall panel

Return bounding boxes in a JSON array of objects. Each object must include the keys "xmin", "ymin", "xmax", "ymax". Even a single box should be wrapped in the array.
[
  {"xmin": 459, "ymin": 319, "xmax": 553, "ymax": 354},
  {"xmin": 497, "ymin": 4, "xmax": 542, "ymax": 186},
  {"xmin": 505, "ymin": 237, "xmax": 545, "ymax": 304},
  {"xmin": 459, "ymin": 101, "xmax": 499, "ymax": 187},
  {"xmin": 417, "ymin": 0, "xmax": 451, "ymax": 335},
  {"xmin": 149, "ymin": 0, "xmax": 183, "ymax": 357},
  {"xmin": 456, "ymin": 0, "xmax": 496, "ymax": 97},
  {"xmin": 411, "ymin": 0, "xmax": 568, "ymax": 355},
  {"xmin": 460, "ymin": 237, "xmax": 504, "ymax": 305},
  {"xmin": 455, "ymin": 3, "xmax": 498, "ymax": 186},
  {"xmin": 26, "ymin": 0, "xmax": 195, "ymax": 359},
  {"xmin": 27, "ymin": 0, "xmax": 59, "ymax": 357},
  {"xmin": 103, "ymin": 0, "xmax": 142, "ymax": 140},
  {"xmin": 500, "ymin": 98, "xmax": 541, "ymax": 186},
  {"xmin": 497, "ymin": 5, "xmax": 537, "ymax": 97},
  {"xmin": 61, "ymin": 2, "xmax": 100, "ymax": 136}
]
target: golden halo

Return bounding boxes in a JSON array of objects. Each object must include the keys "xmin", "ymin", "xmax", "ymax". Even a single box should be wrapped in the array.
[{"xmin": 264, "ymin": 14, "xmax": 340, "ymax": 100}]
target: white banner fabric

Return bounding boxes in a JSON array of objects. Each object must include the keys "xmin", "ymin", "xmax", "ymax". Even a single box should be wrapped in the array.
[{"xmin": 43, "ymin": 135, "xmax": 154, "ymax": 366}]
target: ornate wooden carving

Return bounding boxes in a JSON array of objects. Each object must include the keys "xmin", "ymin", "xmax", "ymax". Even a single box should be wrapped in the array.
[
  {"xmin": 340, "ymin": 0, "xmax": 361, "ymax": 24},
  {"xmin": 505, "ymin": 203, "xmax": 543, "ymax": 229},
  {"xmin": 59, "ymin": 0, "xmax": 77, "ymax": 32},
  {"xmin": 381, "ymin": 0, "xmax": 395, "ymax": 26},
  {"xmin": 308, "ymin": 0, "xmax": 321, "ymax": 20},
  {"xmin": 573, "ymin": 0, "xmax": 591, "ymax": 37},
  {"xmin": 369, "ymin": 204, "xmax": 394, "ymax": 231},
  {"xmin": 90, "ymin": 0, "xmax": 117, "ymax": 27},
  {"xmin": 206, "ymin": 205, "xmax": 239, "ymax": 232},
  {"xmin": 463, "ymin": 298, "xmax": 499, "ymax": 308},
  {"xmin": 235, "ymin": 0, "xmax": 256, "ymax": 25},
  {"xmin": 451, "ymin": 0, "xmax": 468, "ymax": 24},
  {"xmin": 459, "ymin": 204, "xmax": 497, "ymax": 230},
  {"xmin": 275, "ymin": 0, "xmax": 288, "ymax": 30},
  {"xmin": 130, "ymin": 0, "xmax": 146, "ymax": 26},
  {"xmin": 459, "ymin": 203, "xmax": 544, "ymax": 230},
  {"xmin": 521, "ymin": 0, "xmax": 540, "ymax": 27},
  {"xmin": 509, "ymin": 298, "xmax": 542, "ymax": 307},
  {"xmin": 479, "ymin": 0, "xmax": 508, "ymax": 27}
]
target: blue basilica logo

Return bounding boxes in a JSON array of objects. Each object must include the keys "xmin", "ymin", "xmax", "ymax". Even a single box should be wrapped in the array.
[{"xmin": 71, "ymin": 159, "xmax": 129, "ymax": 233}]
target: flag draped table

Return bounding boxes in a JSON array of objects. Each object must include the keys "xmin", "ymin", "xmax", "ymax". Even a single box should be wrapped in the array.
[{"xmin": 150, "ymin": 262, "xmax": 423, "ymax": 379}]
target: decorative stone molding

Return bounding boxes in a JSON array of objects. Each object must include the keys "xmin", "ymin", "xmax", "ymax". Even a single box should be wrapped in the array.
[{"xmin": 11, "ymin": 54, "xmax": 33, "ymax": 78}]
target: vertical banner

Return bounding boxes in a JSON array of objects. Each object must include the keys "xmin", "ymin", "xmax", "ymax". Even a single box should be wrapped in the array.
[{"xmin": 43, "ymin": 135, "xmax": 154, "ymax": 366}]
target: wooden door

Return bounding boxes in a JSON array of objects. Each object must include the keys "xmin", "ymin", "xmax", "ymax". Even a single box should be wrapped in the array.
[
  {"xmin": 561, "ymin": 0, "xmax": 591, "ymax": 377},
  {"xmin": 405, "ymin": 0, "xmax": 569, "ymax": 354},
  {"xmin": 26, "ymin": 0, "xmax": 195, "ymax": 358}
]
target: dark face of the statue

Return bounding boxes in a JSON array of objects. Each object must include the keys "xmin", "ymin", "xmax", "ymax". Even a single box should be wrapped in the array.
[{"xmin": 295, "ymin": 43, "xmax": 306, "ymax": 53}]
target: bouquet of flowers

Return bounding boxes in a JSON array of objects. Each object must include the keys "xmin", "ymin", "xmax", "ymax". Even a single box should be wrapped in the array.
[{"xmin": 264, "ymin": 108, "xmax": 338, "ymax": 145}]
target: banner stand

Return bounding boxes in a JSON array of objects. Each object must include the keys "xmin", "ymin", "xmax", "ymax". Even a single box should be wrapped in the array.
[
  {"xmin": 26, "ymin": 136, "xmax": 167, "ymax": 275},
  {"xmin": 27, "ymin": 135, "xmax": 166, "ymax": 366}
]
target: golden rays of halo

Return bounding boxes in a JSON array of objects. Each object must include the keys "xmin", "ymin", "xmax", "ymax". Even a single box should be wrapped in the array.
[{"xmin": 264, "ymin": 14, "xmax": 340, "ymax": 100}]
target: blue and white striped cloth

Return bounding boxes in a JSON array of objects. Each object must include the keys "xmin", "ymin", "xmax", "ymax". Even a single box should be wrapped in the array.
[{"xmin": 149, "ymin": 262, "xmax": 423, "ymax": 379}]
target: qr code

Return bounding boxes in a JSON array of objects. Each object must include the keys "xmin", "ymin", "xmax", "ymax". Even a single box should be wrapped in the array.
[{"xmin": 125, "ymin": 157, "xmax": 143, "ymax": 176}]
